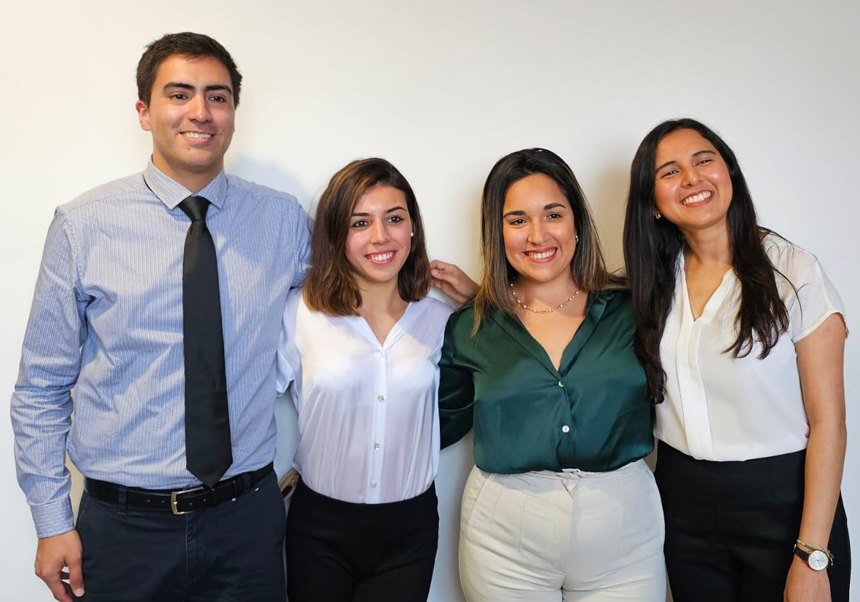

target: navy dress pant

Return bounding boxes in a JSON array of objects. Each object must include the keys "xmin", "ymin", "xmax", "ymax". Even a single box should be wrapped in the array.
[{"xmin": 75, "ymin": 470, "xmax": 286, "ymax": 602}]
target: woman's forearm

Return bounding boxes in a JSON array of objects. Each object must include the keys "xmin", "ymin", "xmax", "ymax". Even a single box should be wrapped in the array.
[{"xmin": 798, "ymin": 421, "xmax": 846, "ymax": 548}]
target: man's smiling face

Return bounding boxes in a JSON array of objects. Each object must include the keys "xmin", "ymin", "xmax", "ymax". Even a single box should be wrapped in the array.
[{"xmin": 136, "ymin": 54, "xmax": 235, "ymax": 190}]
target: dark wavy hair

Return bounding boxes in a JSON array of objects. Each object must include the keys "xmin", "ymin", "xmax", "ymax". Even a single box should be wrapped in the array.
[
  {"xmin": 304, "ymin": 158, "xmax": 431, "ymax": 315},
  {"xmin": 473, "ymin": 148, "xmax": 624, "ymax": 332},
  {"xmin": 623, "ymin": 118, "xmax": 789, "ymax": 403},
  {"xmin": 137, "ymin": 32, "xmax": 243, "ymax": 107}
]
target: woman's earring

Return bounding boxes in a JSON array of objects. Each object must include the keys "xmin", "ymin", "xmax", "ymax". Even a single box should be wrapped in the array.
[
  {"xmin": 410, "ymin": 231, "xmax": 414, "ymax": 238},
  {"xmin": 575, "ymin": 234, "xmax": 580, "ymax": 243},
  {"xmin": 655, "ymin": 211, "xmax": 662, "ymax": 220}
]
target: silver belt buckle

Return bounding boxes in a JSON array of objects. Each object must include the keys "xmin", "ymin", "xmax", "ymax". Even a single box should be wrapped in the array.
[{"xmin": 170, "ymin": 486, "xmax": 205, "ymax": 515}]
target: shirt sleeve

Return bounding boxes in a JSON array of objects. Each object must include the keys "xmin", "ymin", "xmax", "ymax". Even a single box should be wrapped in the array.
[
  {"xmin": 438, "ymin": 315, "xmax": 476, "ymax": 449},
  {"xmin": 10, "ymin": 211, "xmax": 88, "ymax": 538},
  {"xmin": 780, "ymin": 246, "xmax": 846, "ymax": 342},
  {"xmin": 290, "ymin": 202, "xmax": 312, "ymax": 288},
  {"xmin": 276, "ymin": 288, "xmax": 303, "ymax": 407}
]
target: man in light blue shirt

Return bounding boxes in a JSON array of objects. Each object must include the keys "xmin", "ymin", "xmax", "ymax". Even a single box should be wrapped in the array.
[{"xmin": 11, "ymin": 32, "xmax": 309, "ymax": 602}]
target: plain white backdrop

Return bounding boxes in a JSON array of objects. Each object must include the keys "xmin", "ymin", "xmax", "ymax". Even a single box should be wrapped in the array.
[{"xmin": 1, "ymin": 1, "xmax": 857, "ymax": 600}]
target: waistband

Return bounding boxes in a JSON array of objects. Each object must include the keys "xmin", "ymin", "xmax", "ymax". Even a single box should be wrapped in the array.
[
  {"xmin": 525, "ymin": 458, "xmax": 650, "ymax": 482},
  {"xmin": 657, "ymin": 440, "xmax": 806, "ymax": 474},
  {"xmin": 84, "ymin": 462, "xmax": 274, "ymax": 514},
  {"xmin": 293, "ymin": 479, "xmax": 437, "ymax": 515}
]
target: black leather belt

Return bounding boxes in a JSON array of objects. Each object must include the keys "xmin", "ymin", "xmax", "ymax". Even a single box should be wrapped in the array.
[{"xmin": 84, "ymin": 463, "xmax": 274, "ymax": 515}]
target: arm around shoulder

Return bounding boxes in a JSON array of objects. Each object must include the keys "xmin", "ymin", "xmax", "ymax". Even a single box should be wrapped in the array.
[{"xmin": 438, "ymin": 307, "xmax": 477, "ymax": 448}]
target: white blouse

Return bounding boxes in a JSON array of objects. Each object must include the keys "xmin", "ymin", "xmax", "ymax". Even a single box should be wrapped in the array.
[
  {"xmin": 655, "ymin": 234, "xmax": 845, "ymax": 462},
  {"xmin": 276, "ymin": 288, "xmax": 453, "ymax": 504}
]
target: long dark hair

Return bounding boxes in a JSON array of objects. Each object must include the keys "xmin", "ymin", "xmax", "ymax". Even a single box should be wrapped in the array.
[
  {"xmin": 623, "ymin": 118, "xmax": 789, "ymax": 403},
  {"xmin": 474, "ymin": 148, "xmax": 623, "ymax": 332},
  {"xmin": 304, "ymin": 158, "xmax": 431, "ymax": 316}
]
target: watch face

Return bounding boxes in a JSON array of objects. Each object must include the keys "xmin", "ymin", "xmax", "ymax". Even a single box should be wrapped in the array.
[{"xmin": 808, "ymin": 550, "xmax": 829, "ymax": 571}]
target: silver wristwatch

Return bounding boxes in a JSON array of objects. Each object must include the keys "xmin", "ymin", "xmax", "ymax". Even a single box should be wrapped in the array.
[{"xmin": 793, "ymin": 539, "xmax": 834, "ymax": 571}]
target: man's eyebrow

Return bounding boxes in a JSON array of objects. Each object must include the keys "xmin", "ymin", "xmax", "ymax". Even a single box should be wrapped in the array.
[
  {"xmin": 655, "ymin": 150, "xmax": 717, "ymax": 174},
  {"xmin": 162, "ymin": 82, "xmax": 234, "ymax": 96},
  {"xmin": 205, "ymin": 84, "xmax": 233, "ymax": 95}
]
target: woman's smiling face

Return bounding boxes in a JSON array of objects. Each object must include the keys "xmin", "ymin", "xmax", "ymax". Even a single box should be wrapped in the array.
[
  {"xmin": 345, "ymin": 184, "xmax": 413, "ymax": 289},
  {"xmin": 502, "ymin": 173, "xmax": 577, "ymax": 287},
  {"xmin": 653, "ymin": 128, "xmax": 733, "ymax": 236}
]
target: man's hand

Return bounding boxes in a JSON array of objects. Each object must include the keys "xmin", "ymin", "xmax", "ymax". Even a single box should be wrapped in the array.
[
  {"xmin": 35, "ymin": 530, "xmax": 84, "ymax": 602},
  {"xmin": 784, "ymin": 554, "xmax": 830, "ymax": 602}
]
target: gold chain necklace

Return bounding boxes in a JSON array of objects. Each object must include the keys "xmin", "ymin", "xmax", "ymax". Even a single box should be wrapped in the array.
[{"xmin": 510, "ymin": 281, "xmax": 580, "ymax": 314}]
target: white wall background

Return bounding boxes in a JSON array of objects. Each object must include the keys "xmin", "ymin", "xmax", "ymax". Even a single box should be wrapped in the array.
[{"xmin": 1, "ymin": 1, "xmax": 857, "ymax": 600}]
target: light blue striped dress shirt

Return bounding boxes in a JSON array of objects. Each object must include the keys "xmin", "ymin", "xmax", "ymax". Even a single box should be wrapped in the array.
[{"xmin": 11, "ymin": 161, "xmax": 311, "ymax": 538}]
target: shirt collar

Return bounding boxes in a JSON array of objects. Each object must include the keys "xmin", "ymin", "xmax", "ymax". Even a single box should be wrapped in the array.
[
  {"xmin": 490, "ymin": 289, "xmax": 614, "ymax": 378},
  {"xmin": 143, "ymin": 159, "xmax": 228, "ymax": 210}
]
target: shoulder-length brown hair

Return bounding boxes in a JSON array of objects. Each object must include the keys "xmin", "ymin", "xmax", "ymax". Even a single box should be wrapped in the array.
[
  {"xmin": 473, "ymin": 148, "xmax": 624, "ymax": 332},
  {"xmin": 304, "ymin": 158, "xmax": 431, "ymax": 316}
]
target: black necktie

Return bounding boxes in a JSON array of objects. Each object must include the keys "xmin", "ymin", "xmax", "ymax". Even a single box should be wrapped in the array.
[{"xmin": 179, "ymin": 196, "xmax": 232, "ymax": 488}]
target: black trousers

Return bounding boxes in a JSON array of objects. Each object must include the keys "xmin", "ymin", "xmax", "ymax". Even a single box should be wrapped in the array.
[
  {"xmin": 76, "ymin": 470, "xmax": 287, "ymax": 602},
  {"xmin": 656, "ymin": 441, "xmax": 851, "ymax": 602},
  {"xmin": 286, "ymin": 480, "xmax": 439, "ymax": 602}
]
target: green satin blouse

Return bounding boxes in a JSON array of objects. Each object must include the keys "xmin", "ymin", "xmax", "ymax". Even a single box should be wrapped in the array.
[{"xmin": 439, "ymin": 289, "xmax": 653, "ymax": 474}]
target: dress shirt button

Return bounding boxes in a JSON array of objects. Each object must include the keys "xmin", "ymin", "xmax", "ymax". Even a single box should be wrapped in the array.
[
  {"xmin": 370, "ymin": 481, "xmax": 378, "ymax": 488},
  {"xmin": 378, "ymin": 350, "xmax": 385, "ymax": 357},
  {"xmin": 562, "ymin": 425, "xmax": 570, "ymax": 433},
  {"xmin": 377, "ymin": 394, "xmax": 385, "ymax": 402},
  {"xmin": 373, "ymin": 442, "xmax": 381, "ymax": 450},
  {"xmin": 558, "ymin": 381, "xmax": 564, "ymax": 388}
]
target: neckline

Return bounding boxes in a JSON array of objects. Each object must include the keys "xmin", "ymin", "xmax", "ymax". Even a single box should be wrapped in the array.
[
  {"xmin": 678, "ymin": 253, "xmax": 735, "ymax": 324},
  {"xmin": 491, "ymin": 290, "xmax": 612, "ymax": 378},
  {"xmin": 342, "ymin": 299, "xmax": 420, "ymax": 350}
]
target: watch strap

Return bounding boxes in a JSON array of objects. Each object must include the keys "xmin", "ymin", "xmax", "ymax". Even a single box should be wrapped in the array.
[
  {"xmin": 796, "ymin": 539, "xmax": 835, "ymax": 565},
  {"xmin": 794, "ymin": 543, "xmax": 833, "ymax": 570}
]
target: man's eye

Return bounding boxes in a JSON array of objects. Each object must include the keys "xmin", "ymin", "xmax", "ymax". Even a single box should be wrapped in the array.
[
  {"xmin": 210, "ymin": 95, "xmax": 227, "ymax": 103},
  {"xmin": 170, "ymin": 93, "xmax": 187, "ymax": 100}
]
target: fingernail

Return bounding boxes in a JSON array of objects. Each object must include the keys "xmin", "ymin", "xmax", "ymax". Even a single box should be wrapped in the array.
[
  {"xmin": 74, "ymin": 587, "xmax": 85, "ymax": 596},
  {"xmin": 431, "ymin": 270, "xmax": 439, "ymax": 275}
]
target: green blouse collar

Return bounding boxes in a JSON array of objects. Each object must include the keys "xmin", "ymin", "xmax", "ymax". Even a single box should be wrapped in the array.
[{"xmin": 489, "ymin": 289, "xmax": 614, "ymax": 379}]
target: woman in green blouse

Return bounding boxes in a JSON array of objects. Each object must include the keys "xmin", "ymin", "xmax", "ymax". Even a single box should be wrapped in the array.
[{"xmin": 439, "ymin": 148, "xmax": 665, "ymax": 602}]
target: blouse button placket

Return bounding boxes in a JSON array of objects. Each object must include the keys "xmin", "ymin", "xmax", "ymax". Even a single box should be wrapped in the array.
[
  {"xmin": 676, "ymin": 277, "xmax": 716, "ymax": 459},
  {"xmin": 368, "ymin": 345, "xmax": 388, "ymax": 503}
]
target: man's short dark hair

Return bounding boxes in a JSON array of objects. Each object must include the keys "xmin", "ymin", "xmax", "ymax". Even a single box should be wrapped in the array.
[{"xmin": 137, "ymin": 32, "xmax": 243, "ymax": 107}]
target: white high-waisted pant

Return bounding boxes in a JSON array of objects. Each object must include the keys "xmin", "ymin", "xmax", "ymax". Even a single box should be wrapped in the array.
[{"xmin": 459, "ymin": 459, "xmax": 666, "ymax": 602}]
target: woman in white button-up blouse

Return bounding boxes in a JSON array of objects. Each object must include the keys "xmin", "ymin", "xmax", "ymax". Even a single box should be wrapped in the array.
[
  {"xmin": 623, "ymin": 119, "xmax": 850, "ymax": 602},
  {"xmin": 276, "ymin": 158, "xmax": 476, "ymax": 602}
]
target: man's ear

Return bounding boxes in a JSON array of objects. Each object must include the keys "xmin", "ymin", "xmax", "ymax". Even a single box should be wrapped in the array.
[{"xmin": 136, "ymin": 100, "xmax": 151, "ymax": 132}]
